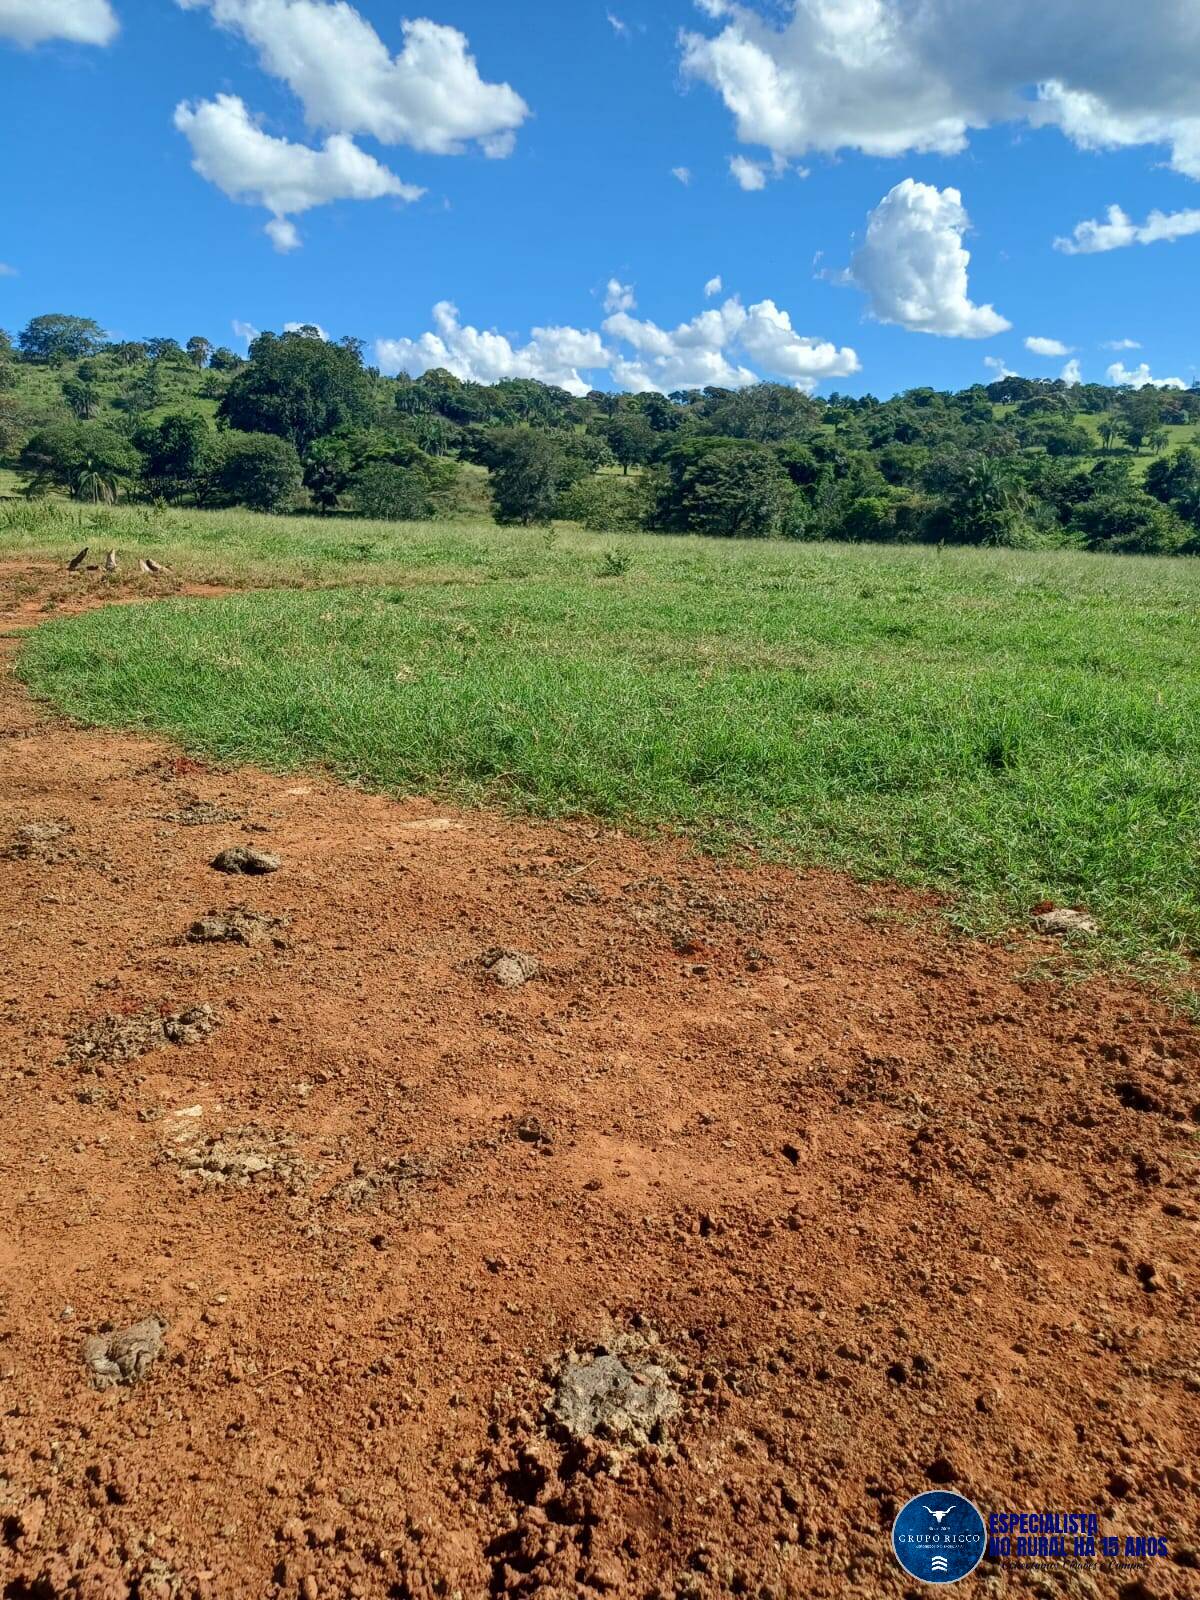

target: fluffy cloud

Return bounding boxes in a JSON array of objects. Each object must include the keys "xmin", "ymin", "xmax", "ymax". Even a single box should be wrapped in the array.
[
  {"xmin": 1106, "ymin": 361, "xmax": 1187, "ymax": 390},
  {"xmin": 1025, "ymin": 336, "xmax": 1072, "ymax": 357},
  {"xmin": 846, "ymin": 180, "xmax": 1010, "ymax": 339},
  {"xmin": 704, "ymin": 275, "xmax": 723, "ymax": 297},
  {"xmin": 681, "ymin": 1, "xmax": 1200, "ymax": 180},
  {"xmin": 174, "ymin": 94, "xmax": 422, "ymax": 250},
  {"xmin": 603, "ymin": 279, "xmax": 636, "ymax": 314},
  {"xmin": 1061, "ymin": 358, "xmax": 1083, "ymax": 386},
  {"xmin": 178, "ymin": 1, "xmax": 528, "ymax": 157},
  {"xmin": 283, "ymin": 320, "xmax": 329, "ymax": 337},
  {"xmin": 232, "ymin": 318, "xmax": 259, "ymax": 346},
  {"xmin": 1055, "ymin": 203, "xmax": 1200, "ymax": 254},
  {"xmin": 729, "ymin": 155, "xmax": 768, "ymax": 191},
  {"xmin": 0, "ymin": 0, "xmax": 117, "ymax": 46},
  {"xmin": 376, "ymin": 291, "xmax": 859, "ymax": 398},
  {"xmin": 376, "ymin": 302, "xmax": 608, "ymax": 398},
  {"xmin": 1103, "ymin": 338, "xmax": 1141, "ymax": 351},
  {"xmin": 671, "ymin": 166, "xmax": 692, "ymax": 185}
]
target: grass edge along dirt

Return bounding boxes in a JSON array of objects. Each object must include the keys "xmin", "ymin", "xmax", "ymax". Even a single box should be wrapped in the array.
[{"xmin": 7, "ymin": 503, "xmax": 1200, "ymax": 992}]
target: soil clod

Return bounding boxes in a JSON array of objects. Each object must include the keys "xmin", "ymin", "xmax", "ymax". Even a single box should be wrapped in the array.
[
  {"xmin": 547, "ymin": 1351, "xmax": 679, "ymax": 1447},
  {"xmin": 483, "ymin": 947, "xmax": 539, "ymax": 987},
  {"xmin": 211, "ymin": 844, "xmax": 281, "ymax": 874},
  {"xmin": 81, "ymin": 1318, "xmax": 165, "ymax": 1390},
  {"xmin": 65, "ymin": 1003, "xmax": 217, "ymax": 1064},
  {"xmin": 1032, "ymin": 906, "xmax": 1099, "ymax": 937},
  {"xmin": 186, "ymin": 906, "xmax": 284, "ymax": 946}
]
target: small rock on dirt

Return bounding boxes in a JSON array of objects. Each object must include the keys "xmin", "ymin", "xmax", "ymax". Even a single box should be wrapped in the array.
[
  {"xmin": 547, "ymin": 1352, "xmax": 679, "ymax": 1446},
  {"xmin": 483, "ymin": 948, "xmax": 539, "ymax": 988},
  {"xmin": 170, "ymin": 1126, "xmax": 308, "ymax": 1189},
  {"xmin": 81, "ymin": 1318, "xmax": 165, "ymax": 1389},
  {"xmin": 211, "ymin": 845, "xmax": 281, "ymax": 875},
  {"xmin": 186, "ymin": 907, "xmax": 283, "ymax": 946},
  {"xmin": 1032, "ymin": 907, "xmax": 1099, "ymax": 938}
]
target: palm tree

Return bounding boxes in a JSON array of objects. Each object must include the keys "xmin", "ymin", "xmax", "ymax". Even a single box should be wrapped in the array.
[
  {"xmin": 72, "ymin": 463, "xmax": 119, "ymax": 504},
  {"xmin": 1098, "ymin": 416, "xmax": 1118, "ymax": 454}
]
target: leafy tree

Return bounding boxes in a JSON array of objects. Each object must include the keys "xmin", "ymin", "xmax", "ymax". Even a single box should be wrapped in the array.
[
  {"xmin": 348, "ymin": 461, "xmax": 442, "ymax": 521},
  {"xmin": 1074, "ymin": 486, "xmax": 1186, "ymax": 553},
  {"xmin": 19, "ymin": 314, "xmax": 104, "ymax": 364},
  {"xmin": 703, "ymin": 383, "xmax": 821, "ymax": 443},
  {"xmin": 653, "ymin": 438, "xmax": 795, "ymax": 539},
  {"xmin": 19, "ymin": 422, "xmax": 139, "ymax": 502},
  {"xmin": 0, "ymin": 392, "xmax": 28, "ymax": 455},
  {"xmin": 1118, "ymin": 389, "xmax": 1163, "ymax": 453},
  {"xmin": 302, "ymin": 435, "xmax": 356, "ymax": 513},
  {"xmin": 145, "ymin": 337, "xmax": 186, "ymax": 364},
  {"xmin": 1098, "ymin": 416, "xmax": 1118, "ymax": 453},
  {"xmin": 61, "ymin": 378, "xmax": 100, "ymax": 420},
  {"xmin": 0, "ymin": 328, "xmax": 15, "ymax": 391},
  {"xmin": 106, "ymin": 341, "xmax": 148, "ymax": 367},
  {"xmin": 217, "ymin": 330, "xmax": 374, "ymax": 451},
  {"xmin": 134, "ymin": 412, "xmax": 220, "ymax": 503},
  {"xmin": 208, "ymin": 346, "xmax": 244, "ymax": 372},
  {"xmin": 1145, "ymin": 446, "xmax": 1200, "ymax": 527},
  {"xmin": 926, "ymin": 455, "xmax": 1034, "ymax": 547},
  {"xmin": 1018, "ymin": 415, "xmax": 1092, "ymax": 458},
  {"xmin": 214, "ymin": 432, "xmax": 303, "ymax": 512},
  {"xmin": 186, "ymin": 336, "xmax": 213, "ymax": 369},
  {"xmin": 488, "ymin": 431, "xmax": 581, "ymax": 525},
  {"xmin": 605, "ymin": 413, "xmax": 656, "ymax": 475}
]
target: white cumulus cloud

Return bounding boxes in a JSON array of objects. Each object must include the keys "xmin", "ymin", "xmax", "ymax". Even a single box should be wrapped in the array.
[
  {"xmin": 1055, "ymin": 202, "xmax": 1200, "ymax": 254},
  {"xmin": 376, "ymin": 302, "xmax": 608, "ymax": 398},
  {"xmin": 1061, "ymin": 358, "xmax": 1083, "ymax": 386},
  {"xmin": 846, "ymin": 179, "xmax": 1010, "ymax": 339},
  {"xmin": 729, "ymin": 155, "xmax": 768, "ymax": 191},
  {"xmin": 681, "ymin": 0, "xmax": 1200, "ymax": 180},
  {"xmin": 1106, "ymin": 361, "xmax": 1187, "ymax": 390},
  {"xmin": 0, "ymin": 0, "xmax": 117, "ymax": 46},
  {"xmin": 603, "ymin": 279, "xmax": 636, "ymax": 315},
  {"xmin": 178, "ymin": 1, "xmax": 529, "ymax": 157},
  {"xmin": 376, "ymin": 289, "xmax": 860, "ymax": 397},
  {"xmin": 1025, "ymin": 336, "xmax": 1072, "ymax": 357},
  {"xmin": 174, "ymin": 93, "xmax": 422, "ymax": 251},
  {"xmin": 704, "ymin": 275, "xmax": 723, "ymax": 297}
]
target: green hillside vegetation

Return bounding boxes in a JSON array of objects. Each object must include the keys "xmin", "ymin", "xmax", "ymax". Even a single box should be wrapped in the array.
[{"xmin": 2, "ymin": 311, "xmax": 1200, "ymax": 554}]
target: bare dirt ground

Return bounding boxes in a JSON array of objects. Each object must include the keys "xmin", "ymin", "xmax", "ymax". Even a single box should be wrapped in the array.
[{"xmin": 0, "ymin": 563, "xmax": 1197, "ymax": 1600}]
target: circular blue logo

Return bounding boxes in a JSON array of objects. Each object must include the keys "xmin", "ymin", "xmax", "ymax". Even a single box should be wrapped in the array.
[{"xmin": 892, "ymin": 1492, "xmax": 987, "ymax": 1584}]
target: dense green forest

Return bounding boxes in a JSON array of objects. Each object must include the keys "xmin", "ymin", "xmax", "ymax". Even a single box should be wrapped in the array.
[{"xmin": 3, "ymin": 311, "xmax": 1200, "ymax": 554}]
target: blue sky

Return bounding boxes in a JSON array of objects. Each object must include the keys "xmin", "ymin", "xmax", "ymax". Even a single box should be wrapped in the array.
[{"xmin": 2, "ymin": 0, "xmax": 1199, "ymax": 397}]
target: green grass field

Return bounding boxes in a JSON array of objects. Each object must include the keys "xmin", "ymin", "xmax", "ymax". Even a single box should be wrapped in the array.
[{"xmin": 5, "ymin": 501, "xmax": 1200, "ymax": 980}]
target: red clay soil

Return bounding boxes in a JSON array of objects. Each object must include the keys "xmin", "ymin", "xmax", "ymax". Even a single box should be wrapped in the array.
[{"xmin": 0, "ymin": 563, "xmax": 1197, "ymax": 1600}]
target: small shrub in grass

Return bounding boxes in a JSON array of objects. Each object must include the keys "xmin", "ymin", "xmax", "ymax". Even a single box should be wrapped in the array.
[{"xmin": 597, "ymin": 548, "xmax": 632, "ymax": 578}]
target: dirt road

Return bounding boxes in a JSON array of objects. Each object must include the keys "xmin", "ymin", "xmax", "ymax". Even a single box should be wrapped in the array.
[{"xmin": 0, "ymin": 565, "xmax": 1196, "ymax": 1598}]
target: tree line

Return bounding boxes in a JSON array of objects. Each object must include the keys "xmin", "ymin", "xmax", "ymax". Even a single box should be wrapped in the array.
[{"xmin": 3, "ymin": 311, "xmax": 1200, "ymax": 554}]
